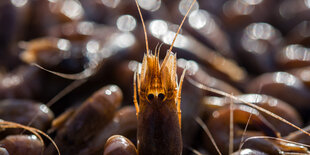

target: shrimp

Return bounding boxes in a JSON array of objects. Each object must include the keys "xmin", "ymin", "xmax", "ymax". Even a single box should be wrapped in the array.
[{"xmin": 104, "ymin": 0, "xmax": 197, "ymax": 155}]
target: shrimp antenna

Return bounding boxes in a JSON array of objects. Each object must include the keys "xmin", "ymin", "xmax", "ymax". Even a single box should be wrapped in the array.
[
  {"xmin": 195, "ymin": 117, "xmax": 222, "ymax": 155},
  {"xmin": 32, "ymin": 63, "xmax": 95, "ymax": 80},
  {"xmin": 134, "ymin": 0, "xmax": 149, "ymax": 55},
  {"xmin": 168, "ymin": 0, "xmax": 197, "ymax": 53}
]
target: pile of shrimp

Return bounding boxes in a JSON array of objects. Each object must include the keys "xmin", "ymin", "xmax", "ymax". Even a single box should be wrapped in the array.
[{"xmin": 1, "ymin": 0, "xmax": 310, "ymax": 154}]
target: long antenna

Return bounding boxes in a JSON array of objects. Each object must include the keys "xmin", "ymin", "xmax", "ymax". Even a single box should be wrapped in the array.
[
  {"xmin": 195, "ymin": 117, "xmax": 222, "ymax": 155},
  {"xmin": 134, "ymin": 0, "xmax": 149, "ymax": 55},
  {"xmin": 160, "ymin": 0, "xmax": 197, "ymax": 72},
  {"xmin": 168, "ymin": 0, "xmax": 197, "ymax": 53}
]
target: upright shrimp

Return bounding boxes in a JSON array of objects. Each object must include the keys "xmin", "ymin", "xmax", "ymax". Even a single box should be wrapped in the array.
[{"xmin": 103, "ymin": 0, "xmax": 197, "ymax": 155}]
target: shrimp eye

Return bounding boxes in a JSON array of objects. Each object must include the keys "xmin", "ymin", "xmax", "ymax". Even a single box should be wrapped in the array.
[
  {"xmin": 158, "ymin": 93, "xmax": 165, "ymax": 101},
  {"xmin": 147, "ymin": 94, "xmax": 155, "ymax": 101}
]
